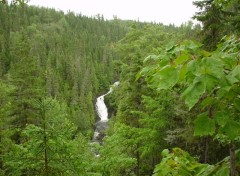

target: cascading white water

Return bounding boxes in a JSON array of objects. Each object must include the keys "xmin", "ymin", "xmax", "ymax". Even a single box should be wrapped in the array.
[
  {"xmin": 93, "ymin": 81, "xmax": 119, "ymax": 141},
  {"xmin": 95, "ymin": 95, "xmax": 109, "ymax": 121},
  {"xmin": 95, "ymin": 81, "xmax": 119, "ymax": 122}
]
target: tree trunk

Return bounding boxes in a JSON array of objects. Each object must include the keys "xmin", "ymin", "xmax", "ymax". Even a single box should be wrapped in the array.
[
  {"xmin": 42, "ymin": 105, "xmax": 48, "ymax": 176},
  {"xmin": 230, "ymin": 143, "xmax": 236, "ymax": 176},
  {"xmin": 204, "ymin": 106, "xmax": 214, "ymax": 163},
  {"xmin": 44, "ymin": 130, "xmax": 48, "ymax": 176},
  {"xmin": 136, "ymin": 150, "xmax": 140, "ymax": 176},
  {"xmin": 204, "ymin": 136, "xmax": 209, "ymax": 163},
  {"xmin": 135, "ymin": 143, "xmax": 140, "ymax": 176},
  {"xmin": 0, "ymin": 134, "xmax": 2, "ymax": 170}
]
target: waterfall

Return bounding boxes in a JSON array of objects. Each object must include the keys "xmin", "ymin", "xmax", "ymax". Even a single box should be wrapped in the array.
[
  {"xmin": 93, "ymin": 81, "xmax": 119, "ymax": 141},
  {"xmin": 95, "ymin": 95, "xmax": 109, "ymax": 121}
]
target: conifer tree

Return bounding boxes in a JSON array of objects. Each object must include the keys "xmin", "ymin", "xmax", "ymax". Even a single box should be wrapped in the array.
[{"xmin": 9, "ymin": 30, "xmax": 44, "ymax": 138}]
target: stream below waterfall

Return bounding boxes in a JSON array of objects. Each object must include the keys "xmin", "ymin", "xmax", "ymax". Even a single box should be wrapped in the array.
[{"xmin": 93, "ymin": 81, "xmax": 119, "ymax": 142}]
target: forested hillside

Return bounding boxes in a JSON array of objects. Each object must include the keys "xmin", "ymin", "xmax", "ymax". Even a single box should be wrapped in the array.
[
  {"xmin": 0, "ymin": 1, "xmax": 128, "ymax": 175},
  {"xmin": 0, "ymin": 0, "xmax": 240, "ymax": 176},
  {"xmin": 104, "ymin": 0, "xmax": 240, "ymax": 175}
]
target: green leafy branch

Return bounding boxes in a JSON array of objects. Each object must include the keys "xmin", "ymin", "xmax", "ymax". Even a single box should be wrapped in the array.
[{"xmin": 140, "ymin": 36, "xmax": 240, "ymax": 141}]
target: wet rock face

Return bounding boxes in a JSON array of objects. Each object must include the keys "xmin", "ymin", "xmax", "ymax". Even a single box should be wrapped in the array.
[
  {"xmin": 92, "ymin": 120, "xmax": 108, "ymax": 142},
  {"xmin": 95, "ymin": 120, "xmax": 108, "ymax": 132}
]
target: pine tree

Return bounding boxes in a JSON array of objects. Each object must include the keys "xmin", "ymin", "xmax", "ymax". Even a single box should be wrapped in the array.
[
  {"xmin": 9, "ymin": 30, "xmax": 44, "ymax": 139},
  {"xmin": 0, "ymin": 3, "xmax": 10, "ymax": 75}
]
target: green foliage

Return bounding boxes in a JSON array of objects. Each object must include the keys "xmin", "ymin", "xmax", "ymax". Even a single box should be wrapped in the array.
[
  {"xmin": 182, "ymin": 81, "xmax": 205, "ymax": 109},
  {"xmin": 193, "ymin": 0, "xmax": 240, "ymax": 50},
  {"xmin": 0, "ymin": 2, "xmax": 128, "ymax": 137},
  {"xmin": 154, "ymin": 66, "xmax": 179, "ymax": 90},
  {"xmin": 153, "ymin": 148, "xmax": 204, "ymax": 176},
  {"xmin": 97, "ymin": 123, "xmax": 138, "ymax": 175},
  {"xmin": 8, "ymin": 29, "xmax": 45, "ymax": 128},
  {"xmin": 153, "ymin": 148, "xmax": 239, "ymax": 176},
  {"xmin": 2, "ymin": 1, "xmax": 239, "ymax": 175},
  {"xmin": 141, "ymin": 36, "xmax": 240, "ymax": 141},
  {"xmin": 0, "ymin": 80, "xmax": 15, "ymax": 174},
  {"xmin": 0, "ymin": 3, "xmax": 128, "ymax": 175},
  {"xmin": 194, "ymin": 113, "xmax": 215, "ymax": 136},
  {"xmin": 105, "ymin": 23, "xmax": 203, "ymax": 175},
  {"xmin": 0, "ymin": 80, "xmax": 14, "ymax": 119},
  {"xmin": 4, "ymin": 98, "xmax": 94, "ymax": 175}
]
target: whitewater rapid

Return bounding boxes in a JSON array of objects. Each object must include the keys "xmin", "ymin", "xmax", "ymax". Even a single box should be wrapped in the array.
[{"xmin": 93, "ymin": 81, "xmax": 119, "ymax": 141}]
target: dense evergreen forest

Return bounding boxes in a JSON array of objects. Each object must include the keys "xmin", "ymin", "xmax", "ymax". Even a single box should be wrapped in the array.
[{"xmin": 0, "ymin": 0, "xmax": 240, "ymax": 175}]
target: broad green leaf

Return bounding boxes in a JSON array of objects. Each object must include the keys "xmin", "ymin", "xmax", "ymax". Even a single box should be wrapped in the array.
[
  {"xmin": 225, "ymin": 74, "xmax": 239, "ymax": 85},
  {"xmin": 137, "ymin": 66, "xmax": 154, "ymax": 78},
  {"xmin": 179, "ymin": 64, "xmax": 187, "ymax": 81},
  {"xmin": 216, "ymin": 86, "xmax": 231, "ymax": 98},
  {"xmin": 182, "ymin": 81, "xmax": 206, "ymax": 109},
  {"xmin": 220, "ymin": 52, "xmax": 239, "ymax": 69},
  {"xmin": 185, "ymin": 72, "xmax": 196, "ymax": 84},
  {"xmin": 143, "ymin": 55, "xmax": 159, "ymax": 63},
  {"xmin": 194, "ymin": 113, "xmax": 215, "ymax": 136},
  {"xmin": 166, "ymin": 42, "xmax": 176, "ymax": 51},
  {"xmin": 200, "ymin": 50, "xmax": 211, "ymax": 57},
  {"xmin": 135, "ymin": 71, "xmax": 142, "ymax": 81},
  {"xmin": 200, "ymin": 97, "xmax": 215, "ymax": 109},
  {"xmin": 220, "ymin": 120, "xmax": 240, "ymax": 140},
  {"xmin": 234, "ymin": 98, "xmax": 240, "ymax": 111},
  {"xmin": 153, "ymin": 66, "xmax": 178, "ymax": 90},
  {"xmin": 158, "ymin": 54, "xmax": 171, "ymax": 67},
  {"xmin": 224, "ymin": 86, "xmax": 240, "ymax": 100},
  {"xmin": 184, "ymin": 40, "xmax": 202, "ymax": 50},
  {"xmin": 187, "ymin": 59, "xmax": 200, "ymax": 76},
  {"xmin": 214, "ymin": 164, "xmax": 230, "ymax": 176},
  {"xmin": 195, "ymin": 164, "xmax": 215, "ymax": 176},
  {"xmin": 200, "ymin": 74, "xmax": 218, "ymax": 91},
  {"xmin": 175, "ymin": 52, "xmax": 190, "ymax": 65},
  {"xmin": 214, "ymin": 111, "xmax": 229, "ymax": 127},
  {"xmin": 200, "ymin": 57, "xmax": 223, "ymax": 78},
  {"xmin": 174, "ymin": 44, "xmax": 186, "ymax": 53},
  {"xmin": 230, "ymin": 65, "xmax": 240, "ymax": 80},
  {"xmin": 161, "ymin": 149, "xmax": 169, "ymax": 157}
]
